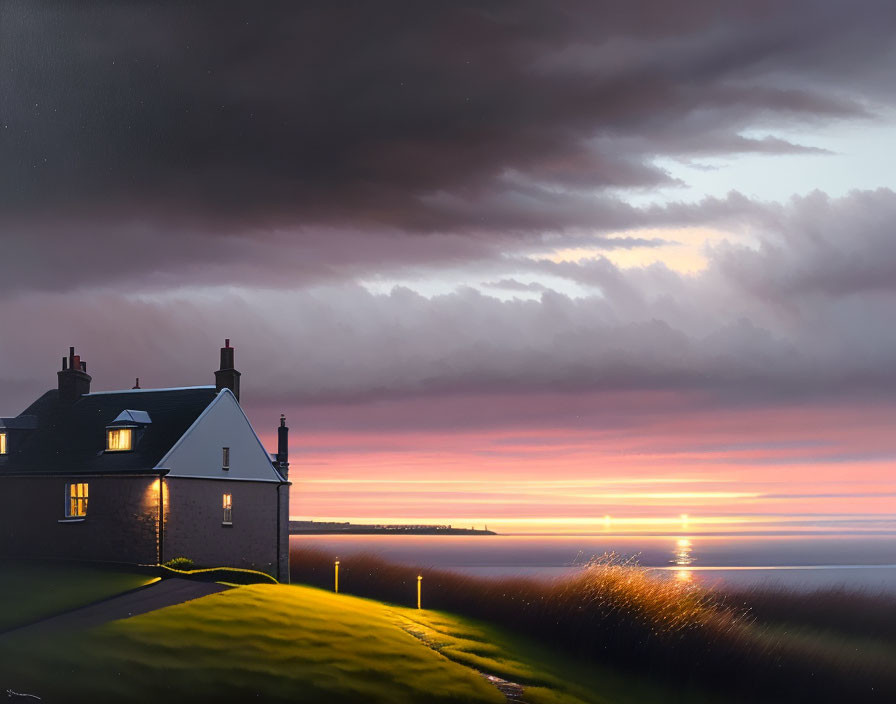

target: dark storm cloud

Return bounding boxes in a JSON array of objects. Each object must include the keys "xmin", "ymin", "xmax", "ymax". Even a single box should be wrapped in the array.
[
  {"xmin": 0, "ymin": 192, "xmax": 750, "ymax": 294},
  {"xmin": 2, "ymin": 189, "xmax": 896, "ymax": 423},
  {"xmin": 2, "ymin": 1, "xmax": 895, "ymax": 292}
]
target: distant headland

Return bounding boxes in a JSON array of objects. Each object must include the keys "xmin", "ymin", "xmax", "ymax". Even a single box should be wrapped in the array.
[{"xmin": 289, "ymin": 520, "xmax": 496, "ymax": 536}]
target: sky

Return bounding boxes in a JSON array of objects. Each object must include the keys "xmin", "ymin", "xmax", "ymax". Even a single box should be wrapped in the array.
[{"xmin": 2, "ymin": 1, "xmax": 896, "ymax": 534}]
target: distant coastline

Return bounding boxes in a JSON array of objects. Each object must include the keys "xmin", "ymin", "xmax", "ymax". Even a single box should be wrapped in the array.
[{"xmin": 289, "ymin": 520, "xmax": 496, "ymax": 536}]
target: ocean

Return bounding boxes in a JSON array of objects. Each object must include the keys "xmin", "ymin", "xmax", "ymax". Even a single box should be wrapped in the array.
[{"xmin": 290, "ymin": 532, "xmax": 896, "ymax": 592}]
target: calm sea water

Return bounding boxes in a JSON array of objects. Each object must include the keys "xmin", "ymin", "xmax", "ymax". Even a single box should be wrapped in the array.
[{"xmin": 290, "ymin": 533, "xmax": 896, "ymax": 592}]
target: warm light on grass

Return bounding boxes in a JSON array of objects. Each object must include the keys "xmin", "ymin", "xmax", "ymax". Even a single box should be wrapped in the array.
[
  {"xmin": 0, "ymin": 585, "xmax": 507, "ymax": 704},
  {"xmin": 1, "ymin": 583, "xmax": 703, "ymax": 704}
]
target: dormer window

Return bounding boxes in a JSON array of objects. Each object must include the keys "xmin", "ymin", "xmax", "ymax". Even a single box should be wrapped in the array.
[
  {"xmin": 105, "ymin": 410, "xmax": 151, "ymax": 453},
  {"xmin": 107, "ymin": 428, "xmax": 133, "ymax": 451},
  {"xmin": 0, "ymin": 432, "xmax": 6, "ymax": 455}
]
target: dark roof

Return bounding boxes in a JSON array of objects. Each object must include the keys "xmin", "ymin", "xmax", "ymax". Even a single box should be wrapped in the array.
[
  {"xmin": 0, "ymin": 387, "xmax": 218, "ymax": 475},
  {"xmin": 0, "ymin": 415, "xmax": 37, "ymax": 429}
]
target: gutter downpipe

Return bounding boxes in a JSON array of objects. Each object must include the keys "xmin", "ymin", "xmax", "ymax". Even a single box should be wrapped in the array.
[
  {"xmin": 276, "ymin": 481, "xmax": 282, "ymax": 582},
  {"xmin": 158, "ymin": 469, "xmax": 169, "ymax": 565}
]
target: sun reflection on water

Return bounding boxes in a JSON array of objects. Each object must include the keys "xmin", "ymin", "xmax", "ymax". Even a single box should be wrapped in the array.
[{"xmin": 672, "ymin": 537, "xmax": 694, "ymax": 583}]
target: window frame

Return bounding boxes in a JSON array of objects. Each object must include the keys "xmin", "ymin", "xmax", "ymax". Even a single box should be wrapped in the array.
[
  {"xmin": 106, "ymin": 426, "xmax": 135, "ymax": 452},
  {"xmin": 222, "ymin": 493, "xmax": 233, "ymax": 525},
  {"xmin": 0, "ymin": 432, "xmax": 6, "ymax": 455},
  {"xmin": 222, "ymin": 446, "xmax": 230, "ymax": 471},
  {"xmin": 65, "ymin": 482, "xmax": 89, "ymax": 518}
]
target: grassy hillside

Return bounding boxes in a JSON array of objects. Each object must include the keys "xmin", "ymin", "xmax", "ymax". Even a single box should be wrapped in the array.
[
  {"xmin": 7, "ymin": 558, "xmax": 892, "ymax": 702},
  {"xmin": 291, "ymin": 548, "xmax": 896, "ymax": 702},
  {"xmin": 0, "ymin": 583, "xmax": 692, "ymax": 704}
]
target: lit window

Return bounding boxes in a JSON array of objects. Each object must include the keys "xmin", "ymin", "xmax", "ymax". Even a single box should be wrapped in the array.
[
  {"xmin": 0, "ymin": 433, "xmax": 6, "ymax": 455},
  {"xmin": 222, "ymin": 447, "xmax": 230, "ymax": 470},
  {"xmin": 67, "ymin": 483, "xmax": 88, "ymax": 517},
  {"xmin": 106, "ymin": 428, "xmax": 133, "ymax": 451},
  {"xmin": 222, "ymin": 493, "xmax": 232, "ymax": 524}
]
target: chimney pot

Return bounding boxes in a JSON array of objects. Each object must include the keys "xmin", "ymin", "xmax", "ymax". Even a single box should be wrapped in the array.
[
  {"xmin": 276, "ymin": 414, "xmax": 289, "ymax": 478},
  {"xmin": 57, "ymin": 346, "xmax": 91, "ymax": 400},
  {"xmin": 215, "ymin": 340, "xmax": 241, "ymax": 401}
]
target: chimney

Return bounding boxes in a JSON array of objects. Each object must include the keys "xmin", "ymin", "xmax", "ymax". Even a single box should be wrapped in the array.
[
  {"xmin": 276, "ymin": 414, "xmax": 289, "ymax": 478},
  {"xmin": 214, "ymin": 338, "xmax": 241, "ymax": 401},
  {"xmin": 57, "ymin": 346, "xmax": 92, "ymax": 400}
]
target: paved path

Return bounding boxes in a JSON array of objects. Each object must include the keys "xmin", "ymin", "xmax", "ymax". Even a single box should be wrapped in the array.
[
  {"xmin": 1, "ymin": 578, "xmax": 231, "ymax": 640},
  {"xmin": 395, "ymin": 615, "xmax": 526, "ymax": 703}
]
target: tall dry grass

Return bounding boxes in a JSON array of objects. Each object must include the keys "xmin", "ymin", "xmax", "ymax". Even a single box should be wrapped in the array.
[
  {"xmin": 732, "ymin": 584, "xmax": 896, "ymax": 641},
  {"xmin": 291, "ymin": 545, "xmax": 896, "ymax": 702}
]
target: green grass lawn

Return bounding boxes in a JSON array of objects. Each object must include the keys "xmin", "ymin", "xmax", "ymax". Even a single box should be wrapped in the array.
[
  {"xmin": 0, "ymin": 583, "xmax": 700, "ymax": 703},
  {"xmin": 0, "ymin": 560, "xmax": 154, "ymax": 631}
]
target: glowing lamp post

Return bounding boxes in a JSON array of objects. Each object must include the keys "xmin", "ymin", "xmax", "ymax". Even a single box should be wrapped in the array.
[
  {"xmin": 417, "ymin": 575, "xmax": 422, "ymax": 609},
  {"xmin": 334, "ymin": 559, "xmax": 340, "ymax": 593}
]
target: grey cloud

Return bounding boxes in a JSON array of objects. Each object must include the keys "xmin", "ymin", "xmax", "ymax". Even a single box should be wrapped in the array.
[
  {"xmin": 3, "ymin": 189, "xmax": 896, "ymax": 421},
  {"xmin": 481, "ymin": 279, "xmax": 549, "ymax": 293},
  {"xmin": 710, "ymin": 189, "xmax": 896, "ymax": 298}
]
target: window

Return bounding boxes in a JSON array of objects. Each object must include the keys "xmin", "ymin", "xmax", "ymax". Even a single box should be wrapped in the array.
[
  {"xmin": 0, "ymin": 432, "xmax": 6, "ymax": 455},
  {"xmin": 67, "ymin": 483, "xmax": 88, "ymax": 517},
  {"xmin": 222, "ymin": 493, "xmax": 232, "ymax": 524},
  {"xmin": 222, "ymin": 447, "xmax": 230, "ymax": 470},
  {"xmin": 106, "ymin": 428, "xmax": 133, "ymax": 451}
]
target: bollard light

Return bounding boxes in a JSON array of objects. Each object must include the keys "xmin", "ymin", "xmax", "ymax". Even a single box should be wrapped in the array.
[
  {"xmin": 417, "ymin": 574, "xmax": 422, "ymax": 609},
  {"xmin": 334, "ymin": 559, "xmax": 340, "ymax": 593}
]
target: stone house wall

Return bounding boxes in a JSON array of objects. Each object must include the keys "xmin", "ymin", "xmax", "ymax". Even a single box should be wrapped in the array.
[
  {"xmin": 0, "ymin": 475, "xmax": 159, "ymax": 564},
  {"xmin": 163, "ymin": 477, "xmax": 281, "ymax": 576}
]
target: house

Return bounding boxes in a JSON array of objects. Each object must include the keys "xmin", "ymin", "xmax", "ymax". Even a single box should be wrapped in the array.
[{"xmin": 0, "ymin": 341, "xmax": 290, "ymax": 581}]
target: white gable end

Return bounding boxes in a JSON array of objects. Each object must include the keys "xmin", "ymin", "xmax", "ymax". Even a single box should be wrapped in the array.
[{"xmin": 155, "ymin": 389, "xmax": 283, "ymax": 482}]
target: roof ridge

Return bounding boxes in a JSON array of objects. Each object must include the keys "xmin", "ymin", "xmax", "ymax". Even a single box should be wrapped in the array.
[{"xmin": 85, "ymin": 385, "xmax": 216, "ymax": 395}]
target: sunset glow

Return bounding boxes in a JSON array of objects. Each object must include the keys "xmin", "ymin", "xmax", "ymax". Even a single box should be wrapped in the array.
[{"xmin": 272, "ymin": 393, "xmax": 896, "ymax": 535}]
